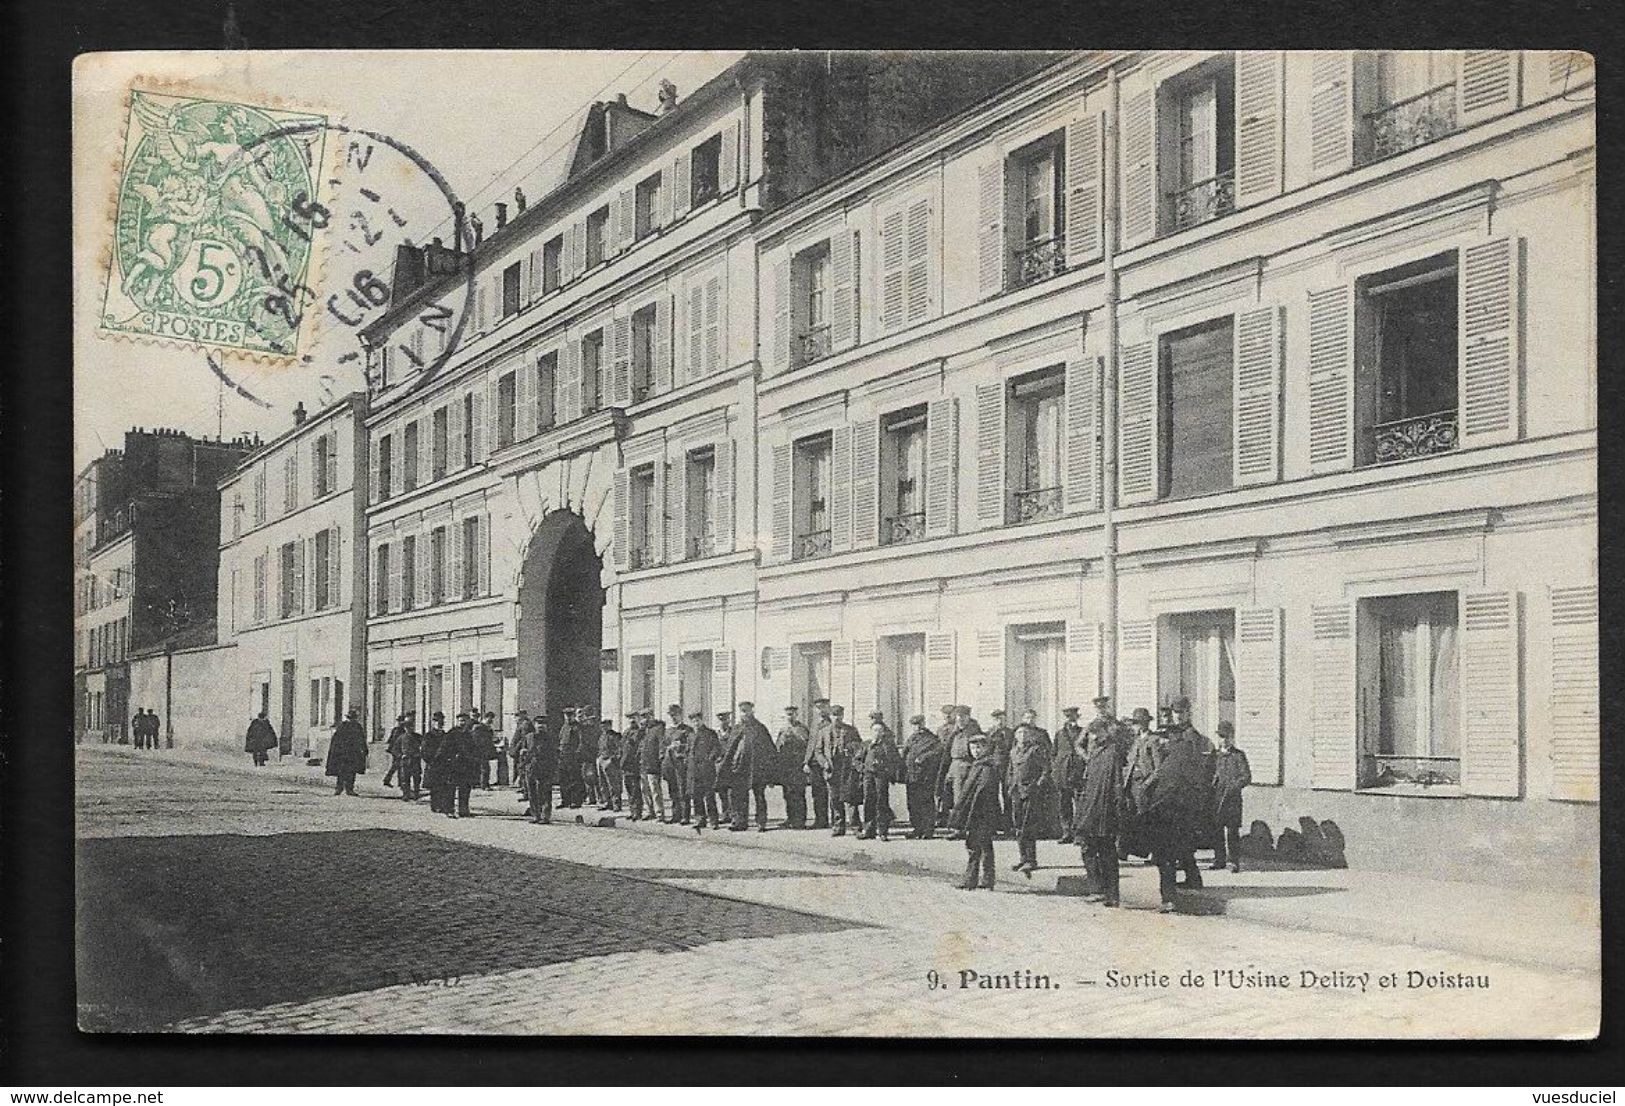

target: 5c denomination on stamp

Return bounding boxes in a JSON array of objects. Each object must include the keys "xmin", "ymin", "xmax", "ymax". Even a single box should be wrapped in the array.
[{"xmin": 101, "ymin": 88, "xmax": 333, "ymax": 360}]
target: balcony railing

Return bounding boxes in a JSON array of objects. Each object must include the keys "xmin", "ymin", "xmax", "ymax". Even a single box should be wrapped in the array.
[
  {"xmin": 1364, "ymin": 83, "xmax": 1457, "ymax": 163},
  {"xmin": 1371, "ymin": 409, "xmax": 1459, "ymax": 465},
  {"xmin": 1012, "ymin": 235, "xmax": 1066, "ymax": 289},
  {"xmin": 1012, "ymin": 486, "xmax": 1064, "ymax": 523},
  {"xmin": 1168, "ymin": 171, "xmax": 1235, "ymax": 232},
  {"xmin": 882, "ymin": 511, "xmax": 926, "ymax": 546},
  {"xmin": 688, "ymin": 525, "xmax": 716, "ymax": 560},
  {"xmin": 1362, "ymin": 753, "xmax": 1461, "ymax": 789},
  {"xmin": 794, "ymin": 325, "xmax": 833, "ymax": 367},
  {"xmin": 795, "ymin": 529, "xmax": 832, "ymax": 560}
]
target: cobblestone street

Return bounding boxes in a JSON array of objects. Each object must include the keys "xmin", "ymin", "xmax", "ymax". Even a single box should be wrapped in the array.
[{"xmin": 75, "ymin": 748, "xmax": 1599, "ymax": 1037}]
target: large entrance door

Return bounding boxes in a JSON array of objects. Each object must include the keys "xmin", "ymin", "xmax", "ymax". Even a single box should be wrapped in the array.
[
  {"xmin": 279, "ymin": 659, "xmax": 296, "ymax": 755},
  {"xmin": 517, "ymin": 510, "xmax": 606, "ymax": 721}
]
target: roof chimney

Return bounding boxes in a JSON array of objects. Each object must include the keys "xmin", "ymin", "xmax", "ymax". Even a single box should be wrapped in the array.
[
  {"xmin": 617, "ymin": 92, "xmax": 629, "ymax": 107},
  {"xmin": 495, "ymin": 202, "xmax": 508, "ymax": 229},
  {"xmin": 293, "ymin": 401, "xmax": 308, "ymax": 427}
]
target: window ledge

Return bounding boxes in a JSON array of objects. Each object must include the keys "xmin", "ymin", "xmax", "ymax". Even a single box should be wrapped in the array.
[
  {"xmin": 616, "ymin": 547, "xmax": 753, "ymax": 582},
  {"xmin": 1355, "ymin": 784, "xmax": 1467, "ymax": 800}
]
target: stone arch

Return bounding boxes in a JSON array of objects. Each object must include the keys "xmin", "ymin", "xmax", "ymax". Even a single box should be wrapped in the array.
[{"xmin": 515, "ymin": 508, "xmax": 605, "ymax": 721}]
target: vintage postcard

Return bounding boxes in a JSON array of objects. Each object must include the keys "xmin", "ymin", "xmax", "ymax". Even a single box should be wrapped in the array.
[{"xmin": 71, "ymin": 49, "xmax": 1599, "ymax": 1039}]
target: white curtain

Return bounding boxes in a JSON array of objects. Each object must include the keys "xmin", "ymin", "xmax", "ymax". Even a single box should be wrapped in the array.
[
  {"xmin": 885, "ymin": 637, "xmax": 925, "ymax": 733},
  {"xmin": 1428, "ymin": 615, "xmax": 1459, "ymax": 758},
  {"xmin": 1027, "ymin": 394, "xmax": 1064, "ymax": 490}
]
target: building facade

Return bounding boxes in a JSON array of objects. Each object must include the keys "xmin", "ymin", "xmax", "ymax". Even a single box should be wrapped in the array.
[
  {"xmin": 354, "ymin": 50, "xmax": 1595, "ymax": 887},
  {"xmin": 216, "ymin": 395, "xmax": 370, "ymax": 757}
]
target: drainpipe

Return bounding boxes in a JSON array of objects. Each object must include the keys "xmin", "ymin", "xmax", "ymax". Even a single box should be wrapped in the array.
[
  {"xmin": 1101, "ymin": 65, "xmax": 1122, "ymax": 703},
  {"xmin": 165, "ymin": 642, "xmax": 175, "ymax": 748}
]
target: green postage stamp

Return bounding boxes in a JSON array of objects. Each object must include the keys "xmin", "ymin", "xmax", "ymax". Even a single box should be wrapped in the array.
[{"xmin": 101, "ymin": 88, "xmax": 333, "ymax": 359}]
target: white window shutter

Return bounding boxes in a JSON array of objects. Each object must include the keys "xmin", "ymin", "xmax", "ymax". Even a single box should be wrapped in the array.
[
  {"xmin": 369, "ymin": 442, "xmax": 381, "ymax": 504},
  {"xmin": 1235, "ymin": 607, "xmax": 1283, "ymax": 785},
  {"xmin": 329, "ymin": 525, "xmax": 342, "ymax": 608},
  {"xmin": 1116, "ymin": 618, "xmax": 1157, "ymax": 719},
  {"xmin": 611, "ymin": 470, "xmax": 630, "ymax": 571},
  {"xmin": 771, "ymin": 252, "xmax": 792, "ymax": 372},
  {"xmin": 1234, "ymin": 305, "xmax": 1283, "ymax": 485},
  {"xmin": 417, "ymin": 416, "xmax": 431, "ymax": 486},
  {"xmin": 1064, "ymin": 109, "xmax": 1103, "ymax": 268},
  {"xmin": 667, "ymin": 459, "xmax": 687, "ymax": 564},
  {"xmin": 560, "ymin": 342, "xmax": 582, "ymax": 424},
  {"xmin": 925, "ymin": 631, "xmax": 957, "ymax": 711},
  {"xmin": 1064, "ymin": 356, "xmax": 1102, "ymax": 513},
  {"xmin": 657, "ymin": 166, "xmax": 674, "ymax": 226},
  {"xmin": 879, "ymin": 203, "xmax": 907, "ymax": 333},
  {"xmin": 705, "ymin": 274, "xmax": 722, "ymax": 375},
  {"xmin": 470, "ymin": 386, "xmax": 486, "ymax": 461},
  {"xmin": 830, "ymin": 230, "xmax": 858, "ymax": 353},
  {"xmin": 672, "ymin": 152, "xmax": 692, "ymax": 218},
  {"xmin": 924, "ymin": 397, "xmax": 959, "ymax": 538},
  {"xmin": 653, "ymin": 294, "xmax": 673, "ymax": 395},
  {"xmin": 686, "ymin": 283, "xmax": 705, "ymax": 383},
  {"xmin": 616, "ymin": 189, "xmax": 634, "ymax": 253},
  {"xmin": 388, "ymin": 539, "xmax": 403, "ymax": 613},
  {"xmin": 975, "ymin": 157, "xmax": 1004, "ymax": 299},
  {"xmin": 1549, "ymin": 583, "xmax": 1598, "ymax": 802},
  {"xmin": 712, "ymin": 438, "xmax": 735, "ymax": 554},
  {"xmin": 975, "ymin": 629, "xmax": 1005, "ymax": 719},
  {"xmin": 1120, "ymin": 84, "xmax": 1157, "ymax": 248},
  {"xmin": 477, "ymin": 514, "xmax": 490, "ymax": 596},
  {"xmin": 719, "ymin": 121, "xmax": 740, "ymax": 194},
  {"xmin": 474, "ymin": 281, "xmax": 488, "ymax": 334},
  {"xmin": 851, "ymin": 418, "xmax": 880, "ymax": 551},
  {"xmin": 1234, "ymin": 51, "xmax": 1285, "ymax": 208},
  {"xmin": 650, "ymin": 460, "xmax": 667, "ymax": 565},
  {"xmin": 830, "ymin": 425, "xmax": 854, "ymax": 553},
  {"xmin": 1460, "ymin": 590, "xmax": 1522, "ymax": 797},
  {"xmin": 450, "ymin": 402, "xmax": 466, "ymax": 470},
  {"xmin": 300, "ymin": 538, "xmax": 312, "ymax": 615},
  {"xmin": 1307, "ymin": 284, "xmax": 1355, "ymax": 474},
  {"xmin": 1309, "ymin": 601, "xmax": 1357, "ymax": 790},
  {"xmin": 517, "ymin": 356, "xmax": 537, "ymax": 439},
  {"xmin": 610, "ymin": 316, "xmax": 633, "ymax": 407},
  {"xmin": 1523, "ymin": 50, "xmax": 1593, "ymax": 103},
  {"xmin": 450, "ymin": 520, "xmax": 465, "ymax": 601},
  {"xmin": 416, "ymin": 531, "xmax": 430, "ymax": 608},
  {"xmin": 903, "ymin": 196, "xmax": 933, "ymax": 325},
  {"xmin": 528, "ymin": 246, "xmax": 543, "ymax": 301},
  {"xmin": 1457, "ymin": 50, "xmax": 1520, "ymax": 127},
  {"xmin": 1064, "ymin": 620, "xmax": 1101, "ymax": 708},
  {"xmin": 309, "ymin": 439, "xmax": 321, "ymax": 499},
  {"xmin": 769, "ymin": 442, "xmax": 792, "ymax": 562},
  {"xmin": 1458, "ymin": 236, "xmax": 1522, "ymax": 448},
  {"xmin": 829, "ymin": 641, "xmax": 854, "ymax": 715},
  {"xmin": 1118, "ymin": 340, "xmax": 1159, "ymax": 505},
  {"xmin": 663, "ymin": 652, "xmax": 680, "ymax": 710},
  {"xmin": 1309, "ymin": 52, "xmax": 1355, "ymax": 180},
  {"xmin": 973, "ymin": 381, "xmax": 1006, "ymax": 527},
  {"xmin": 852, "ymin": 639, "xmax": 879, "ymax": 723},
  {"xmin": 712, "ymin": 648, "xmax": 734, "ymax": 715}
]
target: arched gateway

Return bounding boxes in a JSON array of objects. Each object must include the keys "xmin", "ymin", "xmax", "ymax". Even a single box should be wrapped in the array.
[{"xmin": 515, "ymin": 509, "xmax": 605, "ymax": 719}]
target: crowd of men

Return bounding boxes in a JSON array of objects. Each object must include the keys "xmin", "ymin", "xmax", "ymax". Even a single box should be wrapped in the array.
[{"xmin": 362, "ymin": 692, "xmax": 1252, "ymax": 911}]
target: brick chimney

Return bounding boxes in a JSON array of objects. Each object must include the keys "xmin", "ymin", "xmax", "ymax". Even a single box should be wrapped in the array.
[{"xmin": 293, "ymin": 401, "xmax": 308, "ymax": 427}]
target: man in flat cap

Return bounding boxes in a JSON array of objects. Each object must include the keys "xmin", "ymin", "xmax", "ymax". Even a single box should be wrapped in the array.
[
  {"xmin": 985, "ymin": 708, "xmax": 1016, "ymax": 833},
  {"xmin": 728, "ymin": 702, "xmax": 775, "ymax": 832},
  {"xmin": 944, "ymin": 705, "xmax": 983, "ymax": 829},
  {"xmin": 776, "ymin": 706, "xmax": 810, "ymax": 830},
  {"xmin": 934, "ymin": 703, "xmax": 961, "ymax": 825},
  {"xmin": 1054, "ymin": 705, "xmax": 1084, "ymax": 844},
  {"xmin": 1142, "ymin": 696, "xmax": 1210, "ymax": 910},
  {"xmin": 714, "ymin": 709, "xmax": 739, "ymax": 824},
  {"xmin": 396, "ymin": 711, "xmax": 423, "ymax": 801},
  {"xmin": 810, "ymin": 705, "xmax": 862, "ymax": 836},
  {"xmin": 857, "ymin": 711, "xmax": 901, "ymax": 840},
  {"xmin": 803, "ymin": 698, "xmax": 833, "ymax": 830},
  {"xmin": 901, "ymin": 713, "xmax": 944, "ymax": 839},
  {"xmin": 663, "ymin": 704, "xmax": 693, "ymax": 824},
  {"xmin": 1210, "ymin": 720, "xmax": 1251, "ymax": 872},
  {"xmin": 948, "ymin": 730, "xmax": 1001, "ymax": 890},
  {"xmin": 687, "ymin": 709, "xmax": 723, "ymax": 828},
  {"xmin": 422, "ymin": 711, "xmax": 449, "ymax": 813},
  {"xmin": 639, "ymin": 708, "xmax": 667, "ymax": 823},
  {"xmin": 1120, "ymin": 706, "xmax": 1160, "ymax": 860},
  {"xmin": 620, "ymin": 712, "xmax": 646, "ymax": 820},
  {"xmin": 596, "ymin": 714, "xmax": 623, "ymax": 812}
]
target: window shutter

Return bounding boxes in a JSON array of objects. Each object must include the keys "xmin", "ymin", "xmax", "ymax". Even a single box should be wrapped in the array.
[
  {"xmin": 416, "ymin": 531, "xmax": 430, "ymax": 608},
  {"xmin": 851, "ymin": 418, "xmax": 880, "ymax": 551},
  {"xmin": 975, "ymin": 157, "xmax": 1004, "ymax": 298},
  {"xmin": 830, "ymin": 230, "xmax": 858, "ymax": 353},
  {"xmin": 326, "ymin": 432, "xmax": 338, "ymax": 492},
  {"xmin": 1064, "ymin": 110, "xmax": 1103, "ymax": 268},
  {"xmin": 719, "ymin": 120, "xmax": 740, "ymax": 194},
  {"xmin": 829, "ymin": 641, "xmax": 854, "ymax": 715},
  {"xmin": 450, "ymin": 519, "xmax": 466, "ymax": 602},
  {"xmin": 254, "ymin": 554, "xmax": 264, "ymax": 622},
  {"xmin": 1461, "ymin": 590, "xmax": 1522, "ymax": 797},
  {"xmin": 975, "ymin": 629, "xmax": 1005, "ymax": 718},
  {"xmin": 477, "ymin": 514, "xmax": 491, "ymax": 596},
  {"xmin": 663, "ymin": 654, "xmax": 680, "ymax": 709},
  {"xmin": 1064, "ymin": 620, "xmax": 1101, "ymax": 708},
  {"xmin": 925, "ymin": 397, "xmax": 959, "ymax": 538},
  {"xmin": 705, "ymin": 274, "xmax": 722, "ymax": 375},
  {"xmin": 301, "ymin": 538, "xmax": 313, "ymax": 615},
  {"xmin": 1307, "ymin": 284, "xmax": 1355, "ymax": 474},
  {"xmin": 1118, "ymin": 340, "xmax": 1159, "ymax": 505},
  {"xmin": 1120, "ymin": 85, "xmax": 1157, "ymax": 248},
  {"xmin": 712, "ymin": 649, "xmax": 734, "ymax": 715},
  {"xmin": 713, "ymin": 438, "xmax": 735, "ymax": 554},
  {"xmin": 1234, "ymin": 305, "xmax": 1283, "ymax": 485},
  {"xmin": 418, "ymin": 416, "xmax": 431, "ymax": 486},
  {"xmin": 1235, "ymin": 607, "xmax": 1283, "ymax": 785},
  {"xmin": 770, "ymin": 442, "xmax": 793, "ymax": 562},
  {"xmin": 650, "ymin": 461, "xmax": 667, "ymax": 565},
  {"xmin": 653, "ymin": 294, "xmax": 673, "ymax": 394},
  {"xmin": 450, "ymin": 403, "xmax": 466, "ymax": 470},
  {"xmin": 616, "ymin": 190, "xmax": 634, "ymax": 253},
  {"xmin": 389, "ymin": 432, "xmax": 402, "ymax": 498},
  {"xmin": 879, "ymin": 203, "xmax": 907, "ymax": 333},
  {"xmin": 1549, "ymin": 583, "xmax": 1598, "ymax": 802},
  {"xmin": 667, "ymin": 459, "xmax": 687, "ymax": 564},
  {"xmin": 329, "ymin": 525, "xmax": 342, "ymax": 608},
  {"xmin": 903, "ymin": 196, "xmax": 933, "ymax": 326},
  {"xmin": 611, "ymin": 470, "xmax": 630, "ymax": 571},
  {"xmin": 369, "ymin": 441, "xmax": 381, "ymax": 503},
  {"xmin": 470, "ymin": 386, "xmax": 486, "ymax": 461},
  {"xmin": 686, "ymin": 283, "xmax": 705, "ymax": 383},
  {"xmin": 388, "ymin": 539, "xmax": 403, "ymax": 613},
  {"xmin": 560, "ymin": 342, "xmax": 582, "ymax": 424},
  {"xmin": 830, "ymin": 425, "xmax": 854, "ymax": 553},
  {"xmin": 1116, "ymin": 619, "xmax": 1157, "ymax": 719},
  {"xmin": 770, "ymin": 252, "xmax": 792, "ymax": 372},
  {"xmin": 974, "ymin": 381, "xmax": 1006, "ymax": 527},
  {"xmin": 1064, "ymin": 356, "xmax": 1102, "ymax": 513},
  {"xmin": 1309, "ymin": 601, "xmax": 1356, "ymax": 790},
  {"xmin": 1524, "ymin": 50, "xmax": 1594, "ymax": 102},
  {"xmin": 852, "ymin": 639, "xmax": 879, "ymax": 723},
  {"xmin": 610, "ymin": 316, "xmax": 633, "ymax": 406},
  {"xmin": 925, "ymin": 631, "xmax": 957, "ymax": 710},
  {"xmin": 1309, "ymin": 52, "xmax": 1355, "ymax": 180},
  {"xmin": 310, "ymin": 438, "xmax": 322, "ymax": 499},
  {"xmin": 657, "ymin": 168, "xmax": 674, "ymax": 226},
  {"xmin": 528, "ymin": 246, "xmax": 543, "ymax": 301},
  {"xmin": 672, "ymin": 153, "xmax": 692, "ymax": 218},
  {"xmin": 1458, "ymin": 236, "xmax": 1521, "ymax": 448},
  {"xmin": 474, "ymin": 282, "xmax": 488, "ymax": 334},
  {"xmin": 517, "ymin": 357, "xmax": 537, "ymax": 439},
  {"xmin": 1457, "ymin": 50, "xmax": 1519, "ymax": 127},
  {"xmin": 1234, "ymin": 51, "xmax": 1284, "ymax": 208}
]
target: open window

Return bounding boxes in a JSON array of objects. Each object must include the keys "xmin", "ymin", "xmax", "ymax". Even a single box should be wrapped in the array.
[
  {"xmin": 628, "ymin": 463, "xmax": 658, "ymax": 570},
  {"xmin": 792, "ymin": 432, "xmax": 833, "ymax": 560},
  {"xmin": 684, "ymin": 446, "xmax": 717, "ymax": 558},
  {"xmin": 580, "ymin": 329, "xmax": 605, "ymax": 415},
  {"xmin": 634, "ymin": 172, "xmax": 662, "ymax": 241},
  {"xmin": 541, "ymin": 235, "xmax": 563, "ymax": 294},
  {"xmin": 631, "ymin": 304, "xmax": 657, "ymax": 404},
  {"xmin": 1355, "ymin": 251, "xmax": 1459, "ymax": 466},
  {"xmin": 1359, "ymin": 51, "xmax": 1458, "ymax": 164},
  {"xmin": 879, "ymin": 405, "xmax": 927, "ymax": 545},
  {"xmin": 496, "ymin": 370, "xmax": 516, "ymax": 450},
  {"xmin": 690, "ymin": 134, "xmax": 722, "ymax": 206},
  {"xmin": 1006, "ymin": 130, "xmax": 1066, "ymax": 289},
  {"xmin": 1006, "ymin": 366, "xmax": 1065, "ymax": 524},
  {"xmin": 1156, "ymin": 609, "xmax": 1236, "ymax": 740},
  {"xmin": 790, "ymin": 240, "xmax": 832, "ymax": 368},
  {"xmin": 585, "ymin": 206, "xmax": 610, "ymax": 268},
  {"xmin": 1357, "ymin": 592, "xmax": 1460, "ymax": 789},
  {"xmin": 1159, "ymin": 56, "xmax": 1236, "ymax": 233},
  {"xmin": 502, "ymin": 261, "xmax": 521, "ymax": 318}
]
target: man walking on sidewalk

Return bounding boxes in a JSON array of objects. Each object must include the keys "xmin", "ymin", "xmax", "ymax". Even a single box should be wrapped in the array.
[
  {"xmin": 326, "ymin": 709, "xmax": 368, "ymax": 797},
  {"xmin": 1210, "ymin": 721, "xmax": 1251, "ymax": 872},
  {"xmin": 245, "ymin": 711, "xmax": 276, "ymax": 767},
  {"xmin": 397, "ymin": 712, "xmax": 423, "ymax": 800}
]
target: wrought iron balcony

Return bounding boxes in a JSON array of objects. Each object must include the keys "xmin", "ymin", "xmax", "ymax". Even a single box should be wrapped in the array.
[
  {"xmin": 794, "ymin": 325, "xmax": 833, "ymax": 367},
  {"xmin": 1363, "ymin": 83, "xmax": 1457, "ymax": 163},
  {"xmin": 1012, "ymin": 235, "xmax": 1066, "ymax": 289},
  {"xmin": 1012, "ymin": 486, "xmax": 1064, "ymax": 523},
  {"xmin": 1168, "ymin": 171, "xmax": 1236, "ymax": 232},
  {"xmin": 795, "ymin": 529, "xmax": 832, "ymax": 560},
  {"xmin": 1371, "ymin": 409, "xmax": 1459, "ymax": 465},
  {"xmin": 882, "ymin": 511, "xmax": 926, "ymax": 546},
  {"xmin": 1362, "ymin": 753, "xmax": 1461, "ymax": 789},
  {"xmin": 688, "ymin": 525, "xmax": 716, "ymax": 560}
]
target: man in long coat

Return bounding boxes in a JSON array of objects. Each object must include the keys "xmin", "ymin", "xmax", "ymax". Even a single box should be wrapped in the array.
[
  {"xmin": 639, "ymin": 709, "xmax": 667, "ymax": 822},
  {"xmin": 596, "ymin": 716, "xmax": 624, "ymax": 812},
  {"xmin": 1163, "ymin": 695, "xmax": 1216, "ymax": 865},
  {"xmin": 776, "ymin": 706, "xmax": 810, "ymax": 830},
  {"xmin": 578, "ymin": 710, "xmax": 601, "ymax": 807},
  {"xmin": 934, "ymin": 703, "xmax": 961, "ymax": 823},
  {"xmin": 803, "ymin": 698, "xmax": 833, "ymax": 830},
  {"xmin": 1073, "ymin": 722, "xmax": 1126, "ymax": 906},
  {"xmin": 556, "ymin": 709, "xmax": 584, "ymax": 809},
  {"xmin": 1053, "ymin": 706, "xmax": 1084, "ymax": 844},
  {"xmin": 472, "ymin": 711, "xmax": 497, "ymax": 790},
  {"xmin": 620, "ymin": 713, "xmax": 645, "ymax": 820},
  {"xmin": 986, "ymin": 709, "xmax": 1016, "ymax": 832},
  {"xmin": 1142, "ymin": 698, "xmax": 1209, "ymax": 911},
  {"xmin": 1119, "ymin": 707, "xmax": 1160, "ymax": 859},
  {"xmin": 728, "ymin": 702, "xmax": 776, "ymax": 832},
  {"xmin": 948, "ymin": 731, "xmax": 1001, "ymax": 890},
  {"xmin": 384, "ymin": 714, "xmax": 406, "ymax": 788},
  {"xmin": 245, "ymin": 711, "xmax": 277, "ymax": 767},
  {"xmin": 662, "ymin": 705, "xmax": 693, "ymax": 824},
  {"xmin": 524, "ymin": 714, "xmax": 559, "ymax": 824},
  {"xmin": 943, "ymin": 704, "xmax": 981, "ymax": 823},
  {"xmin": 857, "ymin": 713, "xmax": 901, "ymax": 841},
  {"xmin": 713, "ymin": 710, "xmax": 738, "ymax": 824},
  {"xmin": 1008, "ymin": 717, "xmax": 1060, "ymax": 873},
  {"xmin": 511, "ymin": 710, "xmax": 535, "ymax": 796},
  {"xmin": 325, "ymin": 708, "xmax": 369, "ymax": 796},
  {"xmin": 901, "ymin": 714, "xmax": 945, "ymax": 839},
  {"xmin": 421, "ymin": 711, "xmax": 449, "ymax": 812},
  {"xmin": 1210, "ymin": 720, "xmax": 1252, "ymax": 872},
  {"xmin": 686, "ymin": 710, "xmax": 722, "ymax": 828},
  {"xmin": 446, "ymin": 711, "xmax": 480, "ymax": 817}
]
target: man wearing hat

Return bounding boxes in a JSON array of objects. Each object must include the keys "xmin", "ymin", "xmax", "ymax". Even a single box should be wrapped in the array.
[
  {"xmin": 947, "ymin": 729, "xmax": 1002, "ymax": 890},
  {"xmin": 1142, "ymin": 696, "xmax": 1210, "ymax": 909},
  {"xmin": 472, "ymin": 710, "xmax": 497, "ymax": 790},
  {"xmin": 943, "ymin": 705, "xmax": 983, "ymax": 826},
  {"xmin": 803, "ymin": 699, "xmax": 833, "ymax": 830},
  {"xmin": 421, "ymin": 711, "xmax": 449, "ymax": 813},
  {"xmin": 556, "ymin": 707, "xmax": 583, "ymax": 809},
  {"xmin": 1165, "ymin": 695, "xmax": 1216, "ymax": 865},
  {"xmin": 638, "ymin": 708, "xmax": 667, "ymax": 822},
  {"xmin": 383, "ymin": 714, "xmax": 407, "ymax": 789},
  {"xmin": 776, "ymin": 706, "xmax": 810, "ymax": 829},
  {"xmin": 857, "ymin": 711, "xmax": 901, "ymax": 840},
  {"xmin": 985, "ymin": 708, "xmax": 1016, "ymax": 832},
  {"xmin": 934, "ymin": 704, "xmax": 961, "ymax": 825},
  {"xmin": 578, "ymin": 708, "xmax": 602, "ymax": 807},
  {"xmin": 663, "ymin": 705, "xmax": 693, "ymax": 824},
  {"xmin": 325, "ymin": 707, "xmax": 369, "ymax": 797},
  {"xmin": 595, "ymin": 715, "xmax": 624, "ymax": 812},
  {"xmin": 396, "ymin": 711, "xmax": 423, "ymax": 801},
  {"xmin": 901, "ymin": 713, "xmax": 945, "ymax": 839},
  {"xmin": 1210, "ymin": 720, "xmax": 1251, "ymax": 872},
  {"xmin": 1120, "ymin": 706, "xmax": 1160, "ymax": 860},
  {"xmin": 511, "ymin": 709, "xmax": 535, "ymax": 796},
  {"xmin": 687, "ymin": 710, "xmax": 723, "ymax": 828},
  {"xmin": 728, "ymin": 702, "xmax": 777, "ymax": 831},
  {"xmin": 1054, "ymin": 706, "xmax": 1085, "ymax": 844},
  {"xmin": 1074, "ymin": 711, "xmax": 1127, "ymax": 906},
  {"xmin": 446, "ymin": 710, "xmax": 480, "ymax": 817},
  {"xmin": 522, "ymin": 709, "xmax": 559, "ymax": 824},
  {"xmin": 714, "ymin": 709, "xmax": 739, "ymax": 823},
  {"xmin": 808, "ymin": 705, "xmax": 859, "ymax": 835},
  {"xmin": 620, "ymin": 712, "xmax": 646, "ymax": 820},
  {"xmin": 1008, "ymin": 709, "xmax": 1060, "ymax": 874}
]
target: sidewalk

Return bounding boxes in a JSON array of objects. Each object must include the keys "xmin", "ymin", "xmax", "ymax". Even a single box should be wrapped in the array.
[{"xmin": 86, "ymin": 743, "xmax": 1600, "ymax": 974}]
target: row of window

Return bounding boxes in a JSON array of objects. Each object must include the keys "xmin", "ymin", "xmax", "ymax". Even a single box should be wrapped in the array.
[
  {"xmin": 371, "ymin": 514, "xmax": 491, "ymax": 617},
  {"xmin": 242, "ymin": 527, "xmax": 343, "ymax": 628},
  {"xmin": 75, "ymin": 569, "xmax": 127, "ymax": 616},
  {"xmin": 247, "ymin": 668, "xmax": 345, "ymax": 740},
  {"xmin": 616, "ymin": 442, "xmax": 733, "ymax": 570},
  {"xmin": 232, "ymin": 429, "xmax": 341, "ymax": 542},
  {"xmin": 368, "ymin": 659, "xmax": 508, "ymax": 738},
  {"xmin": 80, "ymin": 617, "xmax": 130, "ymax": 670}
]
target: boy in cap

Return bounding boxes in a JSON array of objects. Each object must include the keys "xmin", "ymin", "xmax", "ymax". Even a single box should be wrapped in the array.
[
  {"xmin": 948, "ymin": 731, "xmax": 1001, "ymax": 890},
  {"xmin": 1210, "ymin": 720, "xmax": 1251, "ymax": 872}
]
